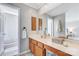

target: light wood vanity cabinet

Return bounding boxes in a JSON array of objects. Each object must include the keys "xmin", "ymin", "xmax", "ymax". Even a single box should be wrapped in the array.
[
  {"xmin": 29, "ymin": 38, "xmax": 35, "ymax": 55},
  {"xmin": 29, "ymin": 38, "xmax": 45, "ymax": 56},
  {"xmin": 29, "ymin": 38, "xmax": 71, "ymax": 56},
  {"xmin": 35, "ymin": 41, "xmax": 45, "ymax": 56},
  {"xmin": 38, "ymin": 42, "xmax": 44, "ymax": 48},
  {"xmin": 44, "ymin": 44, "xmax": 71, "ymax": 56},
  {"xmin": 35, "ymin": 45, "xmax": 44, "ymax": 56},
  {"xmin": 31, "ymin": 43, "xmax": 35, "ymax": 55}
]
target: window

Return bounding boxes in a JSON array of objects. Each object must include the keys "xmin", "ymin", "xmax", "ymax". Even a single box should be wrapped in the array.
[{"xmin": 47, "ymin": 17, "xmax": 54, "ymax": 36}]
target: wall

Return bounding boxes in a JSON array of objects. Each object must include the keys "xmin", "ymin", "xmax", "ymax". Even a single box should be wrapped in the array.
[
  {"xmin": 11, "ymin": 3, "xmax": 38, "ymax": 53},
  {"xmin": 53, "ymin": 14, "xmax": 65, "ymax": 37},
  {"xmin": 7, "ymin": 3, "xmax": 47, "ymax": 53}
]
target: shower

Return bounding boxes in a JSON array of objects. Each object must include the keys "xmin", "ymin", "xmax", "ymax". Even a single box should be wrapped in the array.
[{"xmin": 0, "ymin": 4, "xmax": 20, "ymax": 56}]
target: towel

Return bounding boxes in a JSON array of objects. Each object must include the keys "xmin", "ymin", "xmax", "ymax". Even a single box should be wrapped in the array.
[{"xmin": 22, "ymin": 29, "xmax": 27, "ymax": 39}]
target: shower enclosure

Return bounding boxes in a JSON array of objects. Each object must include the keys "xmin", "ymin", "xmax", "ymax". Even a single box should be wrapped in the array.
[{"xmin": 0, "ymin": 5, "xmax": 20, "ymax": 56}]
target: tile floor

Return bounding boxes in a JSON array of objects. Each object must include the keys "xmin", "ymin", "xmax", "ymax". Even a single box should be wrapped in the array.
[{"xmin": 20, "ymin": 52, "xmax": 33, "ymax": 56}]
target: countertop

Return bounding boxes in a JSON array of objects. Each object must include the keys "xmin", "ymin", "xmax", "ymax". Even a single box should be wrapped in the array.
[{"xmin": 29, "ymin": 31, "xmax": 79, "ymax": 56}]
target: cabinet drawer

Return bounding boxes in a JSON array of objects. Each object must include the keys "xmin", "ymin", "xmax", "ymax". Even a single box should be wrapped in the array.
[
  {"xmin": 31, "ymin": 39, "xmax": 37, "ymax": 45},
  {"xmin": 38, "ymin": 42, "xmax": 44, "ymax": 48}
]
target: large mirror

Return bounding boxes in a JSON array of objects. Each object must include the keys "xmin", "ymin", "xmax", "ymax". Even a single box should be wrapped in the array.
[
  {"xmin": 46, "ymin": 3, "xmax": 79, "ymax": 41},
  {"xmin": 65, "ymin": 4, "xmax": 79, "ymax": 40}
]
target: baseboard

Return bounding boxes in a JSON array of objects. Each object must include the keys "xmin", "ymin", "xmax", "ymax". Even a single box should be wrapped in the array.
[{"xmin": 19, "ymin": 50, "xmax": 30, "ymax": 55}]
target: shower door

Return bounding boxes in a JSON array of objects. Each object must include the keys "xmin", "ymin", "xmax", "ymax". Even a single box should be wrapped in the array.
[
  {"xmin": 0, "ymin": 10, "xmax": 5, "ymax": 56},
  {"xmin": 0, "ymin": 5, "xmax": 19, "ymax": 56}
]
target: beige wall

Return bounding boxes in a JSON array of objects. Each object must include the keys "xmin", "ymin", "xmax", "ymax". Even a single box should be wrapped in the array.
[
  {"xmin": 10, "ymin": 3, "xmax": 47, "ymax": 53},
  {"xmin": 11, "ymin": 3, "xmax": 38, "ymax": 53}
]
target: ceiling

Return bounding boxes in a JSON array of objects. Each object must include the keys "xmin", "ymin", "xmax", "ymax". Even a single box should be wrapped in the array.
[
  {"xmin": 47, "ymin": 3, "xmax": 79, "ymax": 17},
  {"xmin": 24, "ymin": 3, "xmax": 76, "ymax": 17},
  {"xmin": 24, "ymin": 3, "xmax": 63, "ymax": 15},
  {"xmin": 24, "ymin": 3, "xmax": 46, "ymax": 10}
]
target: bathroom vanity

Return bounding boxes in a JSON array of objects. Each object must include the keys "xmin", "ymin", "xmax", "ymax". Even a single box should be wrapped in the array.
[
  {"xmin": 28, "ymin": 32, "xmax": 79, "ymax": 56},
  {"xmin": 29, "ymin": 38, "xmax": 71, "ymax": 56}
]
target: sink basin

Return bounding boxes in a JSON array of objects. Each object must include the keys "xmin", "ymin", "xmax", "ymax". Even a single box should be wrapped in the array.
[
  {"xmin": 52, "ymin": 37, "xmax": 64, "ymax": 44},
  {"xmin": 63, "ymin": 39, "xmax": 79, "ymax": 48}
]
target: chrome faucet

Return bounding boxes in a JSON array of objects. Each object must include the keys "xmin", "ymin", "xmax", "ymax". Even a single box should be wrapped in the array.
[{"xmin": 66, "ymin": 32, "xmax": 73, "ymax": 39}]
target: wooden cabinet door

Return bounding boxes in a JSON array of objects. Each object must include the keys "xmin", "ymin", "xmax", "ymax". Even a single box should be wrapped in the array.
[
  {"xmin": 32, "ymin": 17, "xmax": 36, "ymax": 31},
  {"xmin": 44, "ymin": 44, "xmax": 71, "ymax": 56},
  {"xmin": 29, "ymin": 38, "xmax": 35, "ymax": 55},
  {"xmin": 31, "ymin": 43, "xmax": 35, "ymax": 55},
  {"xmin": 35, "ymin": 45, "xmax": 44, "ymax": 56},
  {"xmin": 38, "ymin": 18, "xmax": 42, "ymax": 30},
  {"xmin": 29, "ymin": 38, "xmax": 31, "ymax": 50}
]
